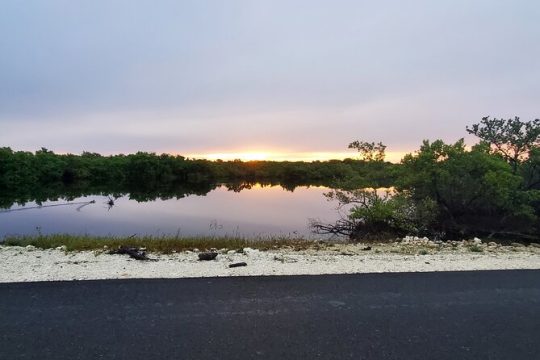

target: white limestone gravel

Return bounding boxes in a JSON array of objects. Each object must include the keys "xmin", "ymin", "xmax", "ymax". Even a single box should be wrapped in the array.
[{"xmin": 1, "ymin": 240, "xmax": 540, "ymax": 283}]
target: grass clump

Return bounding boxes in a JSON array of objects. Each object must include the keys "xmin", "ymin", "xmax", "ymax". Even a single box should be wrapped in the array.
[
  {"xmin": 2, "ymin": 234, "xmax": 318, "ymax": 254},
  {"xmin": 468, "ymin": 244, "xmax": 483, "ymax": 253}
]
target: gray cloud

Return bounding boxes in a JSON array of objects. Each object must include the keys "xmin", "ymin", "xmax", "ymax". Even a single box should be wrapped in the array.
[{"xmin": 0, "ymin": 0, "xmax": 538, "ymax": 155}]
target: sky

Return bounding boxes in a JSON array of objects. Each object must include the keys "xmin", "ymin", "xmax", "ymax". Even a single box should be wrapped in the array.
[{"xmin": 0, "ymin": 0, "xmax": 539, "ymax": 162}]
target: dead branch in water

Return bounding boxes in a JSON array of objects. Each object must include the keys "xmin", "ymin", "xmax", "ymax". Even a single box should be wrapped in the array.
[
  {"xmin": 309, "ymin": 218, "xmax": 357, "ymax": 237},
  {"xmin": 0, "ymin": 200, "xmax": 96, "ymax": 213}
]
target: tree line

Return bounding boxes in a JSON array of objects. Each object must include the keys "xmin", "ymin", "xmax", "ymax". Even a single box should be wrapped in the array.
[{"xmin": 0, "ymin": 149, "xmax": 396, "ymax": 208}]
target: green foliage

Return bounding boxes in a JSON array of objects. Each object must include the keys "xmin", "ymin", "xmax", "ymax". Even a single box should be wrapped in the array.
[
  {"xmin": 523, "ymin": 147, "xmax": 540, "ymax": 190},
  {"xmin": 466, "ymin": 116, "xmax": 540, "ymax": 172},
  {"xmin": 399, "ymin": 139, "xmax": 539, "ymax": 237},
  {"xmin": 348, "ymin": 140, "xmax": 387, "ymax": 162},
  {"xmin": 320, "ymin": 117, "xmax": 540, "ymax": 241}
]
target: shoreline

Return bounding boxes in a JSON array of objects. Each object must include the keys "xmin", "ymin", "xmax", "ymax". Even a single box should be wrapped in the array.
[{"xmin": 2, "ymin": 238, "xmax": 540, "ymax": 283}]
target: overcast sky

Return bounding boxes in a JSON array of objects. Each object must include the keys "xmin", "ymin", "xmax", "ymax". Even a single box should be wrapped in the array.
[{"xmin": 0, "ymin": 0, "xmax": 539, "ymax": 159}]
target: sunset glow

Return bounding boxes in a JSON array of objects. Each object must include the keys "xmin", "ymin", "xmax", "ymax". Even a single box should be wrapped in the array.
[
  {"xmin": 186, "ymin": 151, "xmax": 406, "ymax": 163},
  {"xmin": 200, "ymin": 152, "xmax": 272, "ymax": 161}
]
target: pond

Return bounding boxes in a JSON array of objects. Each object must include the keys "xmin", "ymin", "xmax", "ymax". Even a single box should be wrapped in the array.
[{"xmin": 0, "ymin": 185, "xmax": 342, "ymax": 239}]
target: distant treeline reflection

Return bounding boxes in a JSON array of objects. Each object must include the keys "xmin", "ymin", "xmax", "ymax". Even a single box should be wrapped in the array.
[{"xmin": 0, "ymin": 147, "xmax": 397, "ymax": 208}]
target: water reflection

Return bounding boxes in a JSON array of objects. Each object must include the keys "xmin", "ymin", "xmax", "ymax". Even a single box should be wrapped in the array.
[{"xmin": 0, "ymin": 185, "xmax": 339, "ymax": 238}]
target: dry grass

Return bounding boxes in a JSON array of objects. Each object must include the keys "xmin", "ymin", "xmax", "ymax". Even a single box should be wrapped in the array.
[{"xmin": 2, "ymin": 234, "xmax": 319, "ymax": 253}]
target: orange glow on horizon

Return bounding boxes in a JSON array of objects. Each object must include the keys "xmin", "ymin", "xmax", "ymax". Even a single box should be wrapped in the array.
[{"xmin": 184, "ymin": 151, "xmax": 406, "ymax": 163}]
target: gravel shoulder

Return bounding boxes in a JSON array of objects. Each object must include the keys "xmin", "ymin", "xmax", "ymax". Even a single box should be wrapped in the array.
[{"xmin": 2, "ymin": 238, "xmax": 540, "ymax": 283}]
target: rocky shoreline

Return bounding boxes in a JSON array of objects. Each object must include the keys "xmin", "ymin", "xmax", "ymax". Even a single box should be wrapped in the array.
[{"xmin": 1, "ymin": 237, "xmax": 540, "ymax": 283}]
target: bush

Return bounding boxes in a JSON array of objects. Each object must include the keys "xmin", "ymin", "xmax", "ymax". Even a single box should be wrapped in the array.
[
  {"xmin": 312, "ymin": 189, "xmax": 437, "ymax": 241},
  {"xmin": 316, "ymin": 118, "xmax": 540, "ymax": 241}
]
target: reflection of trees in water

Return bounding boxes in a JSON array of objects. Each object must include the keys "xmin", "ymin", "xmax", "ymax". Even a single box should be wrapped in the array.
[
  {"xmin": 223, "ymin": 180, "xmax": 329, "ymax": 193},
  {"xmin": 224, "ymin": 180, "xmax": 297, "ymax": 192},
  {"xmin": 0, "ymin": 182, "xmax": 217, "ymax": 209},
  {"xmin": 0, "ymin": 179, "xmax": 327, "ymax": 209},
  {"xmin": 225, "ymin": 182, "xmax": 254, "ymax": 192}
]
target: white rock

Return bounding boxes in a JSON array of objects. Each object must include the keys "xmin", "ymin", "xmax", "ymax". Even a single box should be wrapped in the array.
[
  {"xmin": 56, "ymin": 245, "xmax": 67, "ymax": 251},
  {"xmin": 402, "ymin": 236, "xmax": 414, "ymax": 244},
  {"xmin": 227, "ymin": 250, "xmax": 236, "ymax": 255},
  {"xmin": 25, "ymin": 245, "xmax": 36, "ymax": 251},
  {"xmin": 473, "ymin": 238, "xmax": 482, "ymax": 245},
  {"xmin": 243, "ymin": 247, "xmax": 260, "ymax": 256},
  {"xmin": 274, "ymin": 254, "xmax": 298, "ymax": 263}
]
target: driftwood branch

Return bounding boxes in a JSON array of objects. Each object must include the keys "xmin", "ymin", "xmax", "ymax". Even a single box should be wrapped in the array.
[
  {"xmin": 108, "ymin": 246, "xmax": 157, "ymax": 261},
  {"xmin": 0, "ymin": 200, "xmax": 96, "ymax": 213},
  {"xmin": 309, "ymin": 218, "xmax": 357, "ymax": 236}
]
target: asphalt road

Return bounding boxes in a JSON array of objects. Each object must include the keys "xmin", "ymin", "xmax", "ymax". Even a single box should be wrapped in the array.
[{"xmin": 1, "ymin": 270, "xmax": 539, "ymax": 360}]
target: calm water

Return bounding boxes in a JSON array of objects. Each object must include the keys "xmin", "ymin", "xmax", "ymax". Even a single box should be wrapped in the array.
[{"xmin": 0, "ymin": 185, "xmax": 340, "ymax": 239}]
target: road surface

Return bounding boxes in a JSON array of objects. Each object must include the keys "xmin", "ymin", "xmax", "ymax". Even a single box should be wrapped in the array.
[{"xmin": 1, "ymin": 270, "xmax": 539, "ymax": 359}]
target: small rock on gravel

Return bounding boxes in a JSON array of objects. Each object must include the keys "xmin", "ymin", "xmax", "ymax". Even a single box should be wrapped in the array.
[
  {"xmin": 229, "ymin": 262, "xmax": 247, "ymax": 268},
  {"xmin": 511, "ymin": 242, "xmax": 526, "ymax": 247},
  {"xmin": 198, "ymin": 252, "xmax": 218, "ymax": 261}
]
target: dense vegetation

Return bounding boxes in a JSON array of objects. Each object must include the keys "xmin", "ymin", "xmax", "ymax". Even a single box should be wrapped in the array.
[
  {"xmin": 313, "ymin": 117, "xmax": 540, "ymax": 241},
  {"xmin": 0, "ymin": 148, "xmax": 396, "ymax": 208}
]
